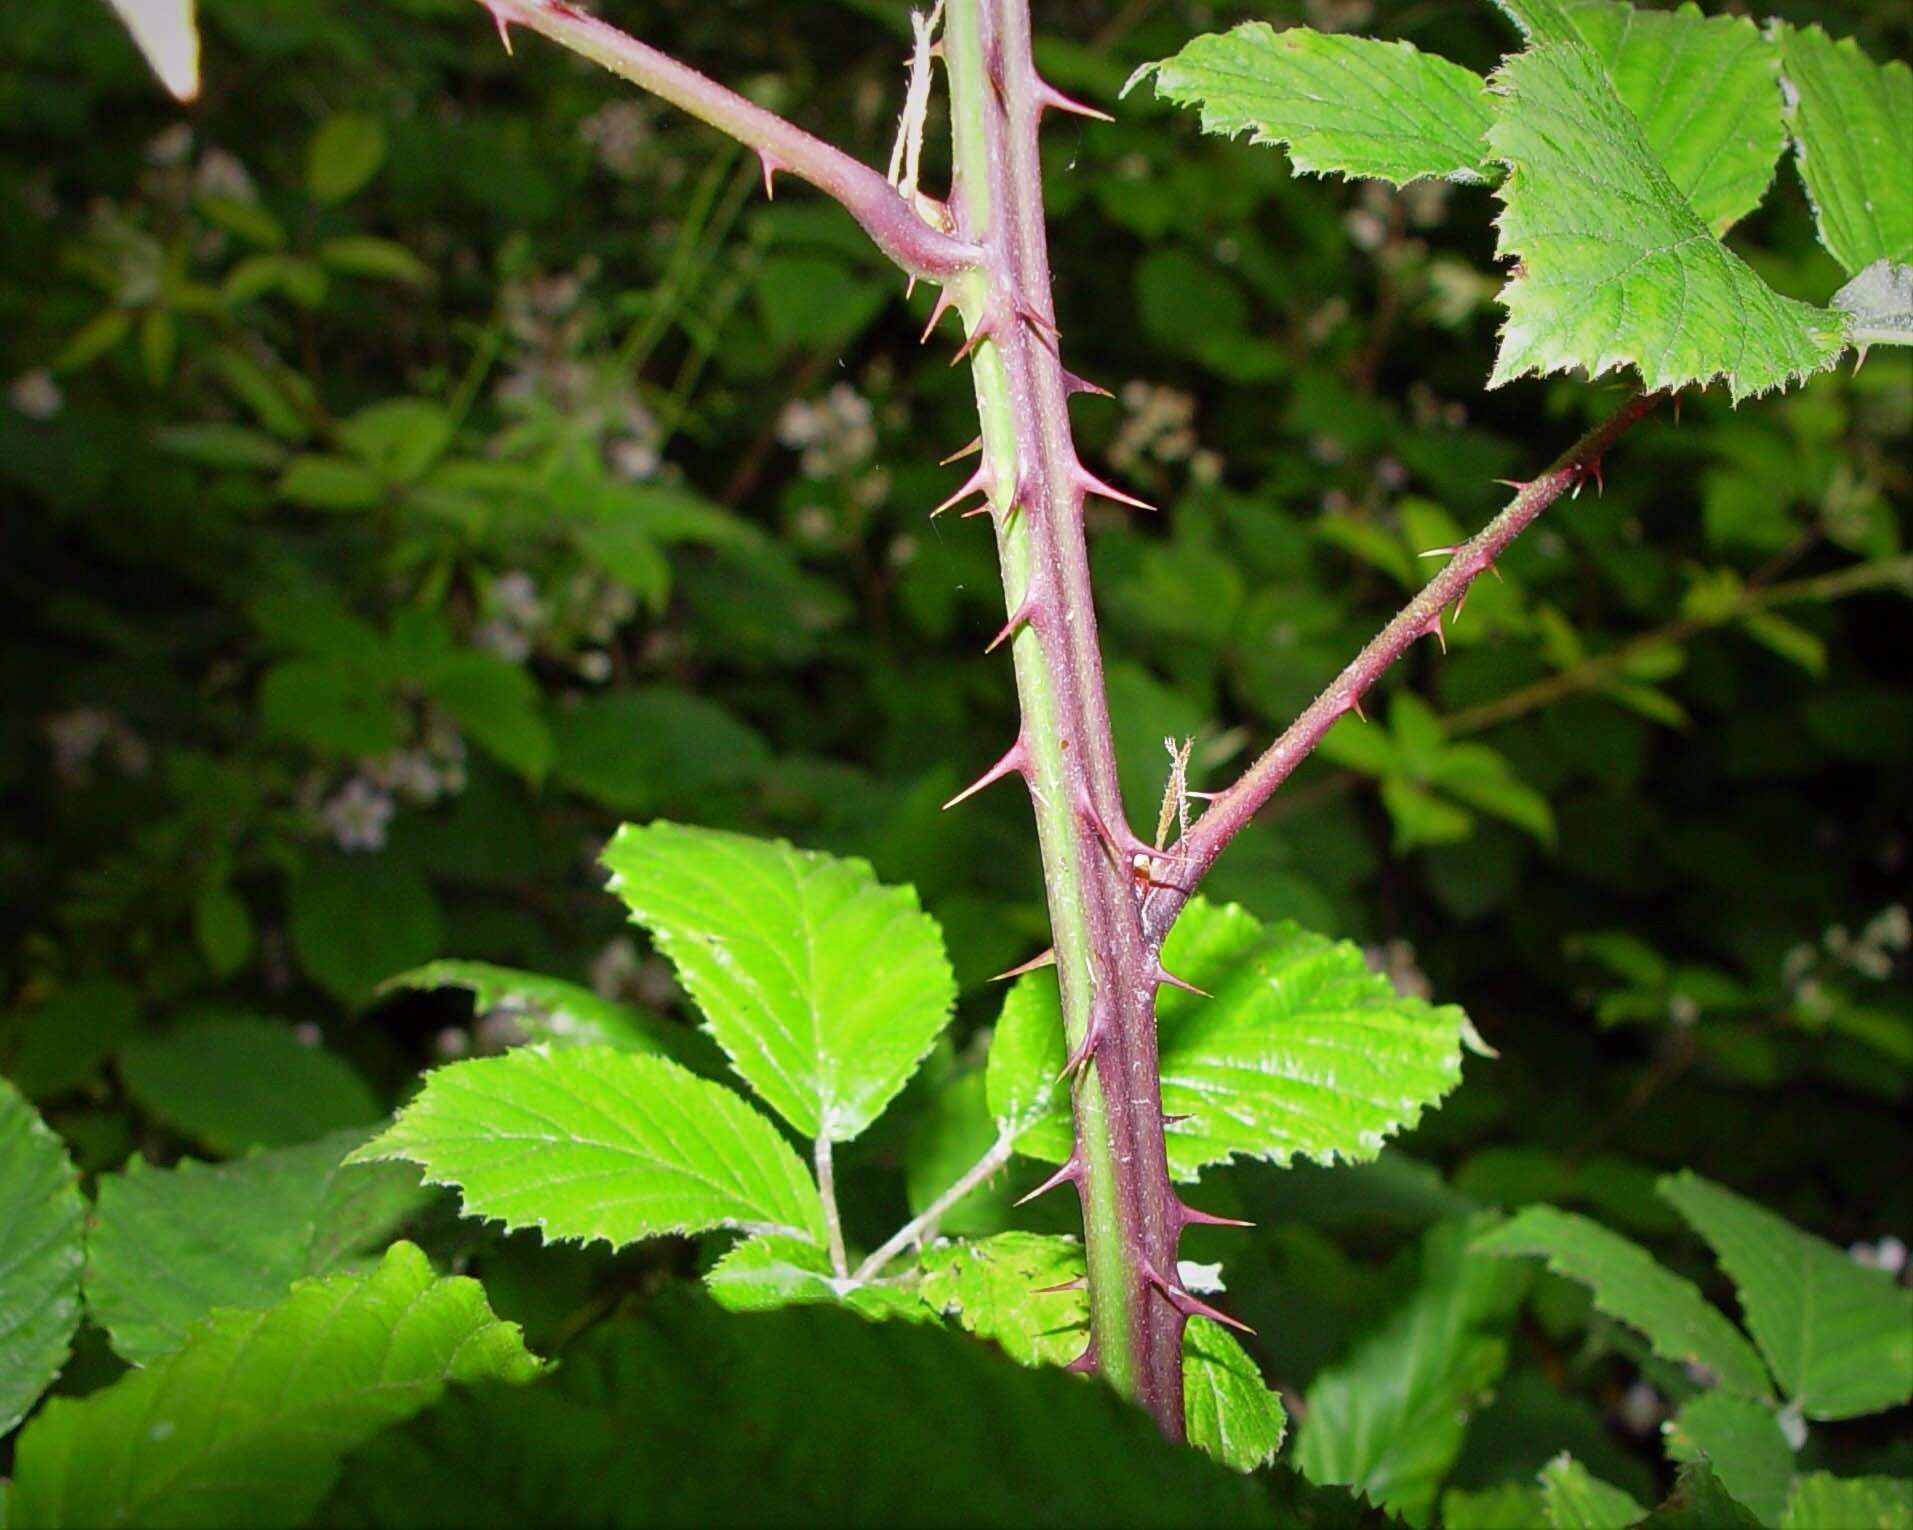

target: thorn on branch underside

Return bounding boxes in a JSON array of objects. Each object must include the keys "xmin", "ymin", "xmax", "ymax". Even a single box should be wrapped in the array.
[
  {"xmin": 986, "ymin": 599, "xmax": 1037, "ymax": 653},
  {"xmin": 1075, "ymin": 462, "xmax": 1154, "ymax": 513},
  {"xmin": 758, "ymin": 150, "xmax": 783, "ymax": 199},
  {"xmin": 932, "ymin": 463, "xmax": 992, "ymax": 519},
  {"xmin": 1142, "ymin": 1262, "xmax": 1255, "ymax": 1334},
  {"xmin": 991, "ymin": 948, "xmax": 1056, "ymax": 983},
  {"xmin": 1060, "ymin": 1007, "xmax": 1110, "ymax": 1078},
  {"xmin": 1036, "ymin": 78, "xmax": 1115, "ymax": 123},
  {"xmin": 482, "ymin": 0, "xmax": 514, "ymax": 52},
  {"xmin": 920, "ymin": 286, "xmax": 959, "ymax": 344},
  {"xmin": 941, "ymin": 436, "xmax": 983, "ymax": 466},
  {"xmin": 1152, "ymin": 965, "xmax": 1211, "ymax": 999},
  {"xmin": 1014, "ymin": 1154, "xmax": 1081, "ymax": 1207},
  {"xmin": 1062, "ymin": 369, "xmax": 1113, "ymax": 399},
  {"xmin": 951, "ymin": 321, "xmax": 995, "ymax": 367},
  {"xmin": 943, "ymin": 739, "xmax": 1030, "ymax": 811}
]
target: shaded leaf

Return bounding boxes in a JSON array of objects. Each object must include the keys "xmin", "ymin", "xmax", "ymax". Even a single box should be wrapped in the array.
[
  {"xmin": 380, "ymin": 960, "xmax": 675, "ymax": 1056},
  {"xmin": 1782, "ymin": 1474, "xmax": 1913, "ymax": 1530},
  {"xmin": 1664, "ymin": 1391, "xmax": 1794, "ymax": 1529},
  {"xmin": 0, "ymin": 1077, "xmax": 85, "ymax": 1434},
  {"xmin": 1539, "ymin": 1453, "xmax": 1649, "ymax": 1530}
]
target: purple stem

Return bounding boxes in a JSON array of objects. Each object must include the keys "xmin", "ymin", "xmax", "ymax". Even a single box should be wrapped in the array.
[{"xmin": 1146, "ymin": 389, "xmax": 1664, "ymax": 941}]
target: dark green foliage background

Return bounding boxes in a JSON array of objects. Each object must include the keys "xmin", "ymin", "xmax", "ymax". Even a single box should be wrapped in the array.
[{"xmin": 2, "ymin": 0, "xmax": 1908, "ymax": 1513}]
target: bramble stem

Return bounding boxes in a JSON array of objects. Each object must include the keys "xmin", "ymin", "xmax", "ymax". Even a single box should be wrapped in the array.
[
  {"xmin": 814, "ymin": 1137, "xmax": 848, "ymax": 1279},
  {"xmin": 854, "ymin": 1131, "xmax": 1016, "ymax": 1282},
  {"xmin": 1147, "ymin": 390, "xmax": 1665, "ymax": 941},
  {"xmin": 470, "ymin": 0, "xmax": 980, "ymax": 279}
]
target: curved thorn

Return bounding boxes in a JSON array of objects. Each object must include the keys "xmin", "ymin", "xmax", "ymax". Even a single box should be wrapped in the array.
[
  {"xmin": 942, "ymin": 739, "xmax": 1029, "ymax": 811},
  {"xmin": 1060, "ymin": 1021, "xmax": 1104, "ymax": 1079},
  {"xmin": 1076, "ymin": 463, "xmax": 1155, "ymax": 513},
  {"xmin": 940, "ymin": 436, "xmax": 983, "ymax": 466},
  {"xmin": 1013, "ymin": 1154, "xmax": 1081, "ymax": 1208},
  {"xmin": 990, "ymin": 948, "xmax": 1056, "ymax": 983},
  {"xmin": 951, "ymin": 320, "xmax": 994, "ymax": 367},
  {"xmin": 1062, "ymin": 369, "xmax": 1113, "ymax": 399},
  {"xmin": 919, "ymin": 286, "xmax": 959, "ymax": 345},
  {"xmin": 1016, "ymin": 304, "xmax": 1061, "ymax": 345},
  {"xmin": 960, "ymin": 499, "xmax": 996, "ymax": 519},
  {"xmin": 482, "ymin": 1, "xmax": 515, "ymax": 52},
  {"xmin": 1153, "ymin": 965, "xmax": 1211, "ymax": 999},
  {"xmin": 931, "ymin": 464, "xmax": 992, "ymax": 519},
  {"xmin": 985, "ymin": 600, "xmax": 1037, "ymax": 654},
  {"xmin": 1064, "ymin": 1343, "xmax": 1098, "ymax": 1375},
  {"xmin": 1037, "ymin": 79, "xmax": 1115, "ymax": 123},
  {"xmin": 757, "ymin": 150, "xmax": 782, "ymax": 199}
]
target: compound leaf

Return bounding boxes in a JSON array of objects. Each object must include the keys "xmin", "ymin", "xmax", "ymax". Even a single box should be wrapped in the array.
[
  {"xmin": 989, "ymin": 900, "xmax": 1466, "ymax": 1180},
  {"xmin": 1659, "ymin": 1171, "xmax": 1913, "ymax": 1419},
  {"xmin": 83, "ymin": 1128, "xmax": 424, "ymax": 1365},
  {"xmin": 1474, "ymin": 1203, "xmax": 1773, "ymax": 1399},
  {"xmin": 0, "ymin": 1077, "xmax": 85, "ymax": 1434},
  {"xmin": 602, "ymin": 823, "xmax": 955, "ymax": 1142},
  {"xmin": 1778, "ymin": 25, "xmax": 1913, "ymax": 275},
  {"xmin": 1487, "ymin": 5, "xmax": 1847, "ymax": 400},
  {"xmin": 8, "ymin": 1243, "xmax": 541, "ymax": 1530},
  {"xmin": 351, "ymin": 1046, "xmax": 826, "ymax": 1248},
  {"xmin": 1139, "ymin": 23, "xmax": 1495, "ymax": 185}
]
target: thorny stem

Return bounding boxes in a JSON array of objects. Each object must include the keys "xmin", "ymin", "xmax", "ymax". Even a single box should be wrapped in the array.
[
  {"xmin": 1147, "ymin": 390, "xmax": 1667, "ymax": 942},
  {"xmin": 854, "ymin": 1130, "xmax": 1017, "ymax": 1282},
  {"xmin": 814, "ymin": 1136, "xmax": 849, "ymax": 1279}
]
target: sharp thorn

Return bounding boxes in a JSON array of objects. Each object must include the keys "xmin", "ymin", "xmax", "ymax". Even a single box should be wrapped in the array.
[
  {"xmin": 1588, "ymin": 458, "xmax": 1605, "ymax": 496},
  {"xmin": 1153, "ymin": 965, "xmax": 1212, "ymax": 999},
  {"xmin": 1060, "ymin": 1016, "xmax": 1107, "ymax": 1079},
  {"xmin": 757, "ymin": 150, "xmax": 782, "ymax": 199},
  {"xmin": 990, "ymin": 948, "xmax": 1056, "ymax": 983},
  {"xmin": 1031, "ymin": 1276, "xmax": 1087, "ymax": 1295},
  {"xmin": 985, "ymin": 602, "xmax": 1036, "ymax": 654},
  {"xmin": 942, "ymin": 740, "xmax": 1029, "ymax": 811},
  {"xmin": 919, "ymin": 287, "xmax": 959, "ymax": 345},
  {"xmin": 931, "ymin": 464, "xmax": 992, "ymax": 519},
  {"xmin": 960, "ymin": 500, "xmax": 995, "ymax": 519},
  {"xmin": 1492, "ymin": 479, "xmax": 1529, "ymax": 492},
  {"xmin": 1037, "ymin": 79, "xmax": 1115, "ymax": 123},
  {"xmin": 1064, "ymin": 1344, "xmax": 1098, "ymax": 1375},
  {"xmin": 1062, "ymin": 369, "xmax": 1113, "ymax": 399},
  {"xmin": 1418, "ymin": 545, "xmax": 1462, "ymax": 560},
  {"xmin": 1076, "ymin": 463, "xmax": 1155, "ymax": 513},
  {"xmin": 951, "ymin": 321, "xmax": 994, "ymax": 367},
  {"xmin": 940, "ymin": 437, "xmax": 983, "ymax": 466},
  {"xmin": 1017, "ymin": 304, "xmax": 1061, "ymax": 345},
  {"xmin": 1184, "ymin": 789, "xmax": 1219, "ymax": 802},
  {"xmin": 1178, "ymin": 1200, "xmax": 1255, "ymax": 1230},
  {"xmin": 1013, "ymin": 1154, "xmax": 1081, "ymax": 1208},
  {"xmin": 1174, "ymin": 1288, "xmax": 1256, "ymax": 1334},
  {"xmin": 1351, "ymin": 695, "xmax": 1368, "ymax": 722},
  {"xmin": 1430, "ymin": 615, "xmax": 1448, "ymax": 654},
  {"xmin": 483, "ymin": 3, "xmax": 514, "ymax": 53}
]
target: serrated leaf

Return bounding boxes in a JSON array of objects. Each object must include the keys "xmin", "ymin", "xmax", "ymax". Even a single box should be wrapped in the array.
[
  {"xmin": 0, "ymin": 1078, "xmax": 85, "ymax": 1434},
  {"xmin": 1562, "ymin": 0, "xmax": 1786, "ymax": 232},
  {"xmin": 351, "ymin": 1046, "xmax": 826, "ymax": 1248},
  {"xmin": 1444, "ymin": 1483, "xmax": 1551, "ymax": 1529},
  {"xmin": 8, "ymin": 1243, "xmax": 541, "ymax": 1529},
  {"xmin": 1643, "ymin": 1461, "xmax": 1766, "ymax": 1530},
  {"xmin": 1296, "ymin": 1216, "xmax": 1528, "ymax": 1522},
  {"xmin": 1539, "ymin": 1453, "xmax": 1649, "ymax": 1530},
  {"xmin": 1778, "ymin": 26, "xmax": 1913, "ymax": 276},
  {"xmin": 324, "ymin": 1290, "xmax": 1279, "ymax": 1528},
  {"xmin": 118, "ymin": 1014, "xmax": 381, "ymax": 1155},
  {"xmin": 1486, "ymin": 6, "xmax": 1848, "ymax": 401},
  {"xmin": 1664, "ymin": 1391, "xmax": 1794, "ymax": 1529},
  {"xmin": 984, "ymin": 970, "xmax": 1076, "ymax": 1161},
  {"xmin": 381, "ymin": 960, "xmax": 675, "ymax": 1056},
  {"xmin": 704, "ymin": 1235, "xmax": 929, "ymax": 1322},
  {"xmin": 919, "ymin": 1233, "xmax": 1285, "ymax": 1472},
  {"xmin": 1833, "ymin": 259, "xmax": 1913, "ymax": 354},
  {"xmin": 602, "ymin": 823, "xmax": 955, "ymax": 1143},
  {"xmin": 1474, "ymin": 1203, "xmax": 1773, "ymax": 1399},
  {"xmin": 1139, "ymin": 23, "xmax": 1495, "ymax": 186},
  {"xmin": 988, "ymin": 900, "xmax": 1465, "ymax": 1180},
  {"xmin": 83, "ymin": 1128, "xmax": 424, "ymax": 1365},
  {"xmin": 1782, "ymin": 1473, "xmax": 1913, "ymax": 1530},
  {"xmin": 1658, "ymin": 1171, "xmax": 1913, "ymax": 1419}
]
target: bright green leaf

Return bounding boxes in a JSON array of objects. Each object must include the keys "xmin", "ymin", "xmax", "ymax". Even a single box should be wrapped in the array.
[
  {"xmin": 988, "ymin": 900, "xmax": 1465, "ymax": 1179},
  {"xmin": 703, "ymin": 1235, "xmax": 928, "ymax": 1323},
  {"xmin": 307, "ymin": 113, "xmax": 388, "ymax": 204},
  {"xmin": 1474, "ymin": 1203, "xmax": 1774, "ymax": 1399},
  {"xmin": 1539, "ymin": 1453, "xmax": 1649, "ymax": 1530},
  {"xmin": 8, "ymin": 1243, "xmax": 541, "ymax": 1529},
  {"xmin": 83, "ymin": 1128, "xmax": 423, "ymax": 1365},
  {"xmin": 1444, "ymin": 1484, "xmax": 1551, "ymax": 1529},
  {"xmin": 1562, "ymin": 0, "xmax": 1786, "ymax": 232},
  {"xmin": 984, "ymin": 970, "xmax": 1076, "ymax": 1162},
  {"xmin": 119, "ymin": 1014, "xmax": 381, "ymax": 1155},
  {"xmin": 0, "ymin": 1077, "xmax": 85, "ymax": 1434},
  {"xmin": 1664, "ymin": 1391, "xmax": 1795, "ymax": 1529},
  {"xmin": 1486, "ymin": 10, "xmax": 1847, "ymax": 401},
  {"xmin": 1184, "ymin": 1315, "xmax": 1289, "ymax": 1474},
  {"xmin": 152, "ymin": 421, "xmax": 289, "ymax": 471},
  {"xmin": 351, "ymin": 1046, "xmax": 827, "ymax": 1248},
  {"xmin": 1296, "ymin": 1216, "xmax": 1528, "ymax": 1522},
  {"xmin": 1138, "ymin": 24, "xmax": 1496, "ymax": 186},
  {"xmin": 1777, "ymin": 26, "xmax": 1913, "ymax": 276},
  {"xmin": 1659, "ymin": 1171, "xmax": 1913, "ymax": 1419},
  {"xmin": 602, "ymin": 822, "xmax": 956, "ymax": 1142},
  {"xmin": 380, "ymin": 960, "xmax": 672, "ymax": 1056},
  {"xmin": 1783, "ymin": 1474, "xmax": 1913, "ymax": 1530}
]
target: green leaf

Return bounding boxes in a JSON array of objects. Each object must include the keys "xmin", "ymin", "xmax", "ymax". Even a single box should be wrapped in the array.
[
  {"xmin": 702, "ymin": 1235, "xmax": 926, "ymax": 1322},
  {"xmin": 278, "ymin": 454, "xmax": 385, "ymax": 511},
  {"xmin": 419, "ymin": 652, "xmax": 552, "ymax": 782},
  {"xmin": 83, "ymin": 1128, "xmax": 423, "ymax": 1365},
  {"xmin": 8, "ymin": 1243, "xmax": 541, "ymax": 1529},
  {"xmin": 1664, "ymin": 1391, "xmax": 1795, "ymax": 1529},
  {"xmin": 1783, "ymin": 1474, "xmax": 1913, "ymax": 1530},
  {"xmin": 0, "ymin": 1077, "xmax": 85, "ymax": 1434},
  {"xmin": 753, "ymin": 256, "xmax": 888, "ymax": 348},
  {"xmin": 1539, "ymin": 1453, "xmax": 1649, "ymax": 1530},
  {"xmin": 289, "ymin": 855, "xmax": 444, "ymax": 1007},
  {"xmin": 260, "ymin": 660, "xmax": 400, "ymax": 757},
  {"xmin": 919, "ymin": 1232, "xmax": 1286, "ymax": 1472},
  {"xmin": 1561, "ymin": 0, "xmax": 1786, "ymax": 233},
  {"xmin": 1296, "ymin": 1217, "xmax": 1528, "ymax": 1522},
  {"xmin": 1777, "ymin": 26, "xmax": 1913, "ymax": 276},
  {"xmin": 350, "ymin": 1046, "xmax": 827, "ymax": 1247},
  {"xmin": 988, "ymin": 900, "xmax": 1465, "ymax": 1180},
  {"xmin": 193, "ymin": 881, "xmax": 255, "ymax": 979},
  {"xmin": 1473, "ymin": 1203, "xmax": 1774, "ymax": 1399},
  {"xmin": 380, "ymin": 960, "xmax": 672, "ymax": 1055},
  {"xmin": 119, "ymin": 1015, "xmax": 381, "ymax": 1155},
  {"xmin": 1643, "ymin": 1462, "xmax": 1765, "ymax": 1530},
  {"xmin": 1444, "ymin": 1484, "xmax": 1551, "ymax": 1530},
  {"xmin": 1486, "ymin": 6, "xmax": 1847, "ymax": 401},
  {"xmin": 307, "ymin": 113, "xmax": 388, "ymax": 204},
  {"xmin": 324, "ymin": 1291, "xmax": 1279, "ymax": 1528},
  {"xmin": 1137, "ymin": 23, "xmax": 1495, "ymax": 186},
  {"xmin": 3, "ymin": 979, "xmax": 139, "ymax": 1100},
  {"xmin": 1658, "ymin": 1171, "xmax": 1913, "ymax": 1419},
  {"xmin": 602, "ymin": 822, "xmax": 955, "ymax": 1142},
  {"xmin": 984, "ymin": 969, "xmax": 1077, "ymax": 1161},
  {"xmin": 153, "ymin": 422, "xmax": 289, "ymax": 471},
  {"xmin": 336, "ymin": 398, "xmax": 453, "ymax": 482},
  {"xmin": 319, "ymin": 236, "xmax": 434, "ymax": 287},
  {"xmin": 552, "ymin": 689, "xmax": 768, "ymax": 815}
]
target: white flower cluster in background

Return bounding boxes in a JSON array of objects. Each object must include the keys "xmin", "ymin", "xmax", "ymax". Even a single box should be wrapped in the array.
[
  {"xmin": 778, "ymin": 383, "xmax": 878, "ymax": 478},
  {"xmin": 310, "ymin": 719, "xmax": 468, "ymax": 854},
  {"xmin": 43, "ymin": 709, "xmax": 151, "ymax": 787},
  {"xmin": 1110, "ymin": 382, "xmax": 1222, "ymax": 484}
]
